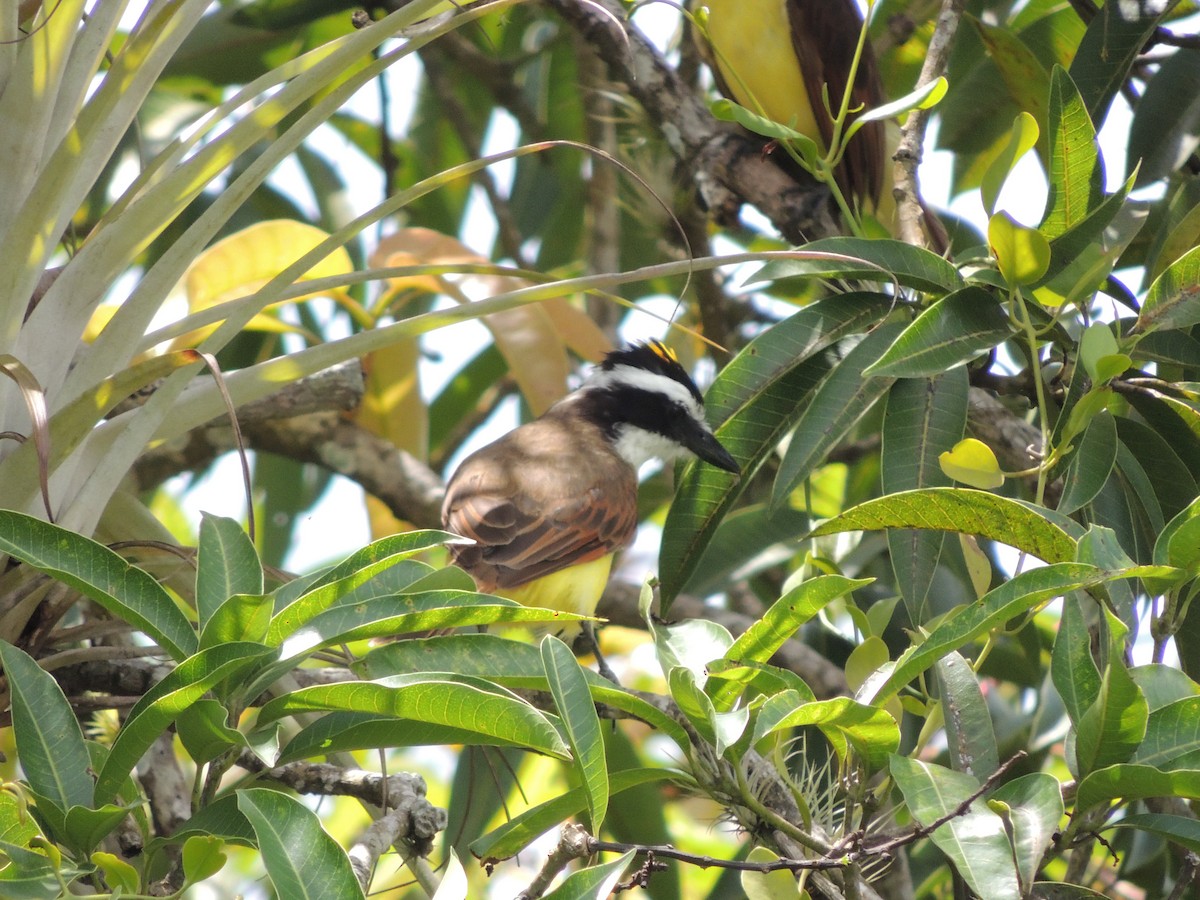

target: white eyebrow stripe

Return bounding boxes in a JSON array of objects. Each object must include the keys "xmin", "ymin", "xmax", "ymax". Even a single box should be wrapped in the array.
[{"xmin": 583, "ymin": 365, "xmax": 707, "ymax": 422}]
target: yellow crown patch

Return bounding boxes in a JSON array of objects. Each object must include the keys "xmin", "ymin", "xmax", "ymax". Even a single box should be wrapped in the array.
[{"xmin": 648, "ymin": 339, "xmax": 678, "ymax": 364}]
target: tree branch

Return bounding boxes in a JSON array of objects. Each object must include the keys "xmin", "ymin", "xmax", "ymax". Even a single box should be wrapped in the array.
[{"xmin": 893, "ymin": 0, "xmax": 966, "ymax": 247}]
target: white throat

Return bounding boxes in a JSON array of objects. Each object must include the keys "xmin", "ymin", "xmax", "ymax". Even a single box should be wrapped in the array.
[{"xmin": 611, "ymin": 424, "xmax": 692, "ymax": 469}]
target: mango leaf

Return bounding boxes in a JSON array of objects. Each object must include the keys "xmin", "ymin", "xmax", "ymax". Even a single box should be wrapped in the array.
[
  {"xmin": 751, "ymin": 237, "xmax": 964, "ymax": 293},
  {"xmin": 939, "ymin": 438, "xmax": 1005, "ymax": 490},
  {"xmin": 660, "ymin": 294, "xmax": 894, "ymax": 606},
  {"xmin": 866, "ymin": 287, "xmax": 1011, "ymax": 378},
  {"xmin": 772, "ymin": 323, "xmax": 903, "ymax": 506},
  {"xmin": 709, "ymin": 575, "xmax": 869, "ymax": 710},
  {"xmin": 1128, "ymin": 49, "xmax": 1200, "ymax": 186},
  {"xmin": 1051, "ymin": 595, "xmax": 1102, "ymax": 726},
  {"xmin": 935, "ymin": 651, "xmax": 999, "ymax": 780},
  {"xmin": 890, "ymin": 756, "xmax": 1021, "ymax": 900},
  {"xmin": 95, "ymin": 642, "xmax": 274, "ymax": 803},
  {"xmin": 810, "ymin": 488, "xmax": 1078, "ymax": 564},
  {"xmin": 1075, "ymin": 608, "xmax": 1148, "ymax": 776},
  {"xmin": 471, "ymin": 768, "xmax": 675, "ymax": 863},
  {"xmin": 268, "ymin": 529, "xmax": 461, "ymax": 634},
  {"xmin": 1132, "ymin": 695, "xmax": 1200, "ymax": 769},
  {"xmin": 752, "ymin": 695, "xmax": 899, "ymax": 772},
  {"xmin": 1077, "ymin": 765, "xmax": 1200, "ymax": 815},
  {"xmin": 196, "ymin": 513, "xmax": 263, "ymax": 630},
  {"xmin": 982, "ymin": 112, "xmax": 1041, "ymax": 216},
  {"xmin": 1107, "ymin": 813, "xmax": 1200, "ymax": 855},
  {"xmin": 882, "ymin": 371, "xmax": 969, "ymax": 621},
  {"xmin": 1058, "ymin": 411, "xmax": 1118, "ymax": 515},
  {"xmin": 1040, "ymin": 66, "xmax": 1103, "ymax": 239},
  {"xmin": 863, "ymin": 564, "xmax": 1109, "ymax": 705},
  {"xmin": 1069, "ymin": 0, "xmax": 1177, "ymax": 126},
  {"xmin": 541, "ymin": 636, "xmax": 607, "ymax": 832},
  {"xmin": 1134, "ymin": 244, "xmax": 1200, "ymax": 335},
  {"xmin": 358, "ymin": 634, "xmax": 692, "ymax": 750},
  {"xmin": 237, "ymin": 789, "xmax": 364, "ymax": 900},
  {"xmin": 257, "ymin": 674, "xmax": 571, "ymax": 759},
  {"xmin": 989, "ymin": 773, "xmax": 1064, "ymax": 894},
  {"xmin": 0, "ymin": 510, "xmax": 196, "ymax": 661},
  {"xmin": 542, "ymin": 850, "xmax": 636, "ymax": 900},
  {"xmin": 0, "ymin": 641, "xmax": 93, "ymax": 816},
  {"xmin": 990, "ymin": 212, "xmax": 1051, "ymax": 285}
]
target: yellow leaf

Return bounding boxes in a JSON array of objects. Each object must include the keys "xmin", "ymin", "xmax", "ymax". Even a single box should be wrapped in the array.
[
  {"xmin": 185, "ymin": 219, "xmax": 353, "ymax": 311},
  {"xmin": 988, "ymin": 211, "xmax": 1050, "ymax": 286},
  {"xmin": 938, "ymin": 438, "xmax": 1005, "ymax": 489}
]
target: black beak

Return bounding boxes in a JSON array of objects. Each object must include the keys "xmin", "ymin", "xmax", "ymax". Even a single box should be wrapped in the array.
[{"xmin": 683, "ymin": 421, "xmax": 741, "ymax": 475}]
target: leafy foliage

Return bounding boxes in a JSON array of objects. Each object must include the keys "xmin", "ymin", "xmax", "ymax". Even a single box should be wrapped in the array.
[{"xmin": 1, "ymin": 1, "xmax": 1199, "ymax": 898}]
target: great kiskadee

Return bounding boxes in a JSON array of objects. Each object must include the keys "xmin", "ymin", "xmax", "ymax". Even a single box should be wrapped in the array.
[
  {"xmin": 696, "ymin": 0, "xmax": 891, "ymax": 228},
  {"xmin": 441, "ymin": 340, "xmax": 740, "ymax": 678}
]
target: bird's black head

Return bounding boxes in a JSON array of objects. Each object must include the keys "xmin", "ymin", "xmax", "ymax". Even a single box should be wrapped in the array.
[{"xmin": 577, "ymin": 340, "xmax": 740, "ymax": 475}]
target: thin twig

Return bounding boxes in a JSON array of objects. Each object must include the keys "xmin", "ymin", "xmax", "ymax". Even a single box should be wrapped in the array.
[{"xmin": 892, "ymin": 0, "xmax": 966, "ymax": 247}]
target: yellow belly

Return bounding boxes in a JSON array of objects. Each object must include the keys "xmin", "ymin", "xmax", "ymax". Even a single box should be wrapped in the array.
[
  {"xmin": 703, "ymin": 0, "xmax": 824, "ymax": 148},
  {"xmin": 497, "ymin": 555, "xmax": 614, "ymax": 639}
]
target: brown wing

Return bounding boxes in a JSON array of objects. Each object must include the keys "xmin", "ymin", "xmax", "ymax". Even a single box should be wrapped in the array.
[
  {"xmin": 788, "ymin": 0, "xmax": 886, "ymax": 209},
  {"xmin": 441, "ymin": 410, "xmax": 638, "ymax": 592}
]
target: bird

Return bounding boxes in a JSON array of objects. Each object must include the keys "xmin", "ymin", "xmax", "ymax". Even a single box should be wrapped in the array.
[
  {"xmin": 696, "ymin": 0, "xmax": 891, "ymax": 230},
  {"xmin": 441, "ymin": 340, "xmax": 740, "ymax": 681}
]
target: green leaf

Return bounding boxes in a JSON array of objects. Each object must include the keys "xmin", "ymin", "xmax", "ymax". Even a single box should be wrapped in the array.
[
  {"xmin": 1040, "ymin": 67, "xmax": 1103, "ymax": 239},
  {"xmin": 95, "ymin": 642, "xmax": 273, "ymax": 803},
  {"xmin": 1051, "ymin": 595, "xmax": 1101, "ymax": 726},
  {"xmin": 710, "ymin": 99, "xmax": 821, "ymax": 157},
  {"xmin": 809, "ymin": 488, "xmax": 1078, "ymax": 564},
  {"xmin": 257, "ymin": 674, "xmax": 571, "ymax": 759},
  {"xmin": 989, "ymin": 212, "xmax": 1051, "ymax": 285},
  {"xmin": 274, "ymin": 591, "xmax": 575, "ymax": 662},
  {"xmin": 752, "ymin": 696, "xmax": 899, "ymax": 772},
  {"xmin": 890, "ymin": 756, "xmax": 1020, "ymax": 900},
  {"xmin": 989, "ymin": 773, "xmax": 1064, "ymax": 894},
  {"xmin": 1132, "ymin": 695, "xmax": 1200, "ymax": 769},
  {"xmin": 1128, "ymin": 49, "xmax": 1200, "ymax": 186},
  {"xmin": 268, "ymin": 529, "xmax": 463, "ymax": 636},
  {"xmin": 63, "ymin": 803, "xmax": 136, "ymax": 858},
  {"xmin": 866, "ymin": 287, "xmax": 1011, "ymax": 378},
  {"xmin": 751, "ymin": 238, "xmax": 964, "ymax": 293},
  {"xmin": 660, "ymin": 294, "xmax": 894, "ymax": 607},
  {"xmin": 0, "ymin": 641, "xmax": 94, "ymax": 814},
  {"xmin": 1069, "ymin": 1, "xmax": 1176, "ymax": 126},
  {"xmin": 981, "ymin": 112, "xmax": 1041, "ymax": 216},
  {"xmin": 864, "ymin": 564, "xmax": 1109, "ymax": 704},
  {"xmin": 741, "ymin": 846, "xmax": 802, "ymax": 900},
  {"xmin": 669, "ymin": 666, "xmax": 748, "ymax": 756},
  {"xmin": 196, "ymin": 513, "xmax": 263, "ymax": 631},
  {"xmin": 1077, "ymin": 765, "xmax": 1200, "ymax": 815},
  {"xmin": 1058, "ymin": 410, "xmax": 1118, "ymax": 515},
  {"xmin": 541, "ymin": 636, "xmax": 607, "ymax": 832},
  {"xmin": 709, "ymin": 575, "xmax": 869, "ymax": 711},
  {"xmin": 882, "ymin": 372, "xmax": 969, "ymax": 621},
  {"xmin": 200, "ymin": 592, "xmax": 273, "ymax": 650},
  {"xmin": 181, "ymin": 834, "xmax": 228, "ymax": 886},
  {"xmin": 1075, "ymin": 608, "xmax": 1148, "ymax": 776},
  {"xmin": 357, "ymin": 634, "xmax": 692, "ymax": 751},
  {"xmin": 91, "ymin": 851, "xmax": 139, "ymax": 894},
  {"xmin": 470, "ymin": 769, "xmax": 673, "ymax": 863},
  {"xmin": 1135, "ymin": 244, "xmax": 1200, "ymax": 335},
  {"xmin": 541, "ymin": 850, "xmax": 638, "ymax": 899},
  {"xmin": 237, "ymin": 788, "xmax": 365, "ymax": 900},
  {"xmin": 0, "ymin": 510, "xmax": 196, "ymax": 661},
  {"xmin": 935, "ymin": 651, "xmax": 999, "ymax": 780},
  {"xmin": 1107, "ymin": 813, "xmax": 1200, "ymax": 855},
  {"xmin": 176, "ymin": 699, "xmax": 245, "ymax": 764},
  {"xmin": 772, "ymin": 322, "xmax": 903, "ymax": 505}
]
